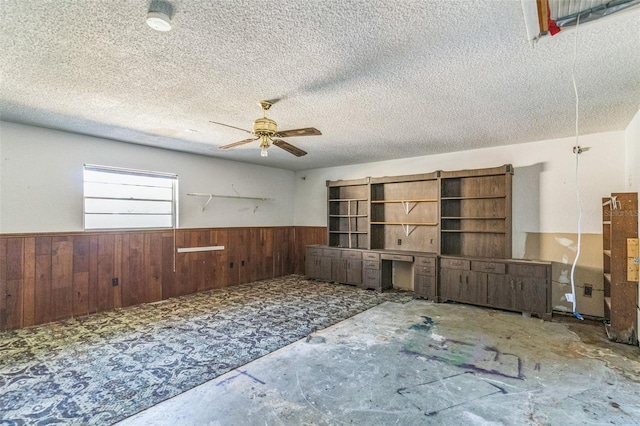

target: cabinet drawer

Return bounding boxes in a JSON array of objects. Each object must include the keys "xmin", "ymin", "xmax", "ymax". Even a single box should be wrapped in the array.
[
  {"xmin": 440, "ymin": 258, "xmax": 470, "ymax": 270},
  {"xmin": 342, "ymin": 250, "xmax": 362, "ymax": 260},
  {"xmin": 380, "ymin": 253, "xmax": 414, "ymax": 262},
  {"xmin": 323, "ymin": 248, "xmax": 342, "ymax": 258},
  {"xmin": 362, "ymin": 252, "xmax": 380, "ymax": 261},
  {"xmin": 472, "ymin": 261, "xmax": 506, "ymax": 274},
  {"xmin": 508, "ymin": 263, "xmax": 549, "ymax": 278},
  {"xmin": 415, "ymin": 256, "xmax": 436, "ymax": 267},
  {"xmin": 363, "ymin": 260, "xmax": 380, "ymax": 270},
  {"xmin": 415, "ymin": 266, "xmax": 436, "ymax": 277}
]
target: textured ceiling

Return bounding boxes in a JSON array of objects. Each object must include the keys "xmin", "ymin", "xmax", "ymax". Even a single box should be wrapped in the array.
[{"xmin": 1, "ymin": 0, "xmax": 639, "ymax": 171}]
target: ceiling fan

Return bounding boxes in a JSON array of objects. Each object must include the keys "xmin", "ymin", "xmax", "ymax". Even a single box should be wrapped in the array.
[{"xmin": 210, "ymin": 101, "xmax": 321, "ymax": 157}]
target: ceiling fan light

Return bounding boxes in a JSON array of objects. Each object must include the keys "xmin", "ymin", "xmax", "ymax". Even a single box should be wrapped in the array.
[{"xmin": 261, "ymin": 146, "xmax": 269, "ymax": 157}]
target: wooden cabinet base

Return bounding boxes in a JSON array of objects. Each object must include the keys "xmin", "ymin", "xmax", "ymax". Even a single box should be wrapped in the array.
[{"xmin": 439, "ymin": 256, "xmax": 551, "ymax": 319}]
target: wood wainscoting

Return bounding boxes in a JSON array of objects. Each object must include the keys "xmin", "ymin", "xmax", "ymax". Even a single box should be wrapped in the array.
[{"xmin": 0, "ymin": 226, "xmax": 327, "ymax": 331}]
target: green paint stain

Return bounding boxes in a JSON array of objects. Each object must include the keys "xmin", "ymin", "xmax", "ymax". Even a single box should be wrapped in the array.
[{"xmin": 409, "ymin": 315, "xmax": 435, "ymax": 332}]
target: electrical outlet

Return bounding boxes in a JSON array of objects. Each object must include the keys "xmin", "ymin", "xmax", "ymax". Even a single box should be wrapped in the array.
[
  {"xmin": 112, "ymin": 278, "xmax": 119, "ymax": 287},
  {"xmin": 584, "ymin": 285, "xmax": 592, "ymax": 297},
  {"xmin": 397, "ymin": 239, "xmax": 402, "ymax": 245}
]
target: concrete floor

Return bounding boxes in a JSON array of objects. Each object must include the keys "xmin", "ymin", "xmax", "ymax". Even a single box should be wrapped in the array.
[{"xmin": 118, "ymin": 300, "xmax": 640, "ymax": 425}]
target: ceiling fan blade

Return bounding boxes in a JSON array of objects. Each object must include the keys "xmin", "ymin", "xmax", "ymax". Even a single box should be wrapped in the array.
[
  {"xmin": 219, "ymin": 137, "xmax": 259, "ymax": 150},
  {"xmin": 265, "ymin": 97, "xmax": 284, "ymax": 105},
  {"xmin": 272, "ymin": 139, "xmax": 308, "ymax": 157},
  {"xmin": 209, "ymin": 120, "xmax": 254, "ymax": 135},
  {"xmin": 275, "ymin": 127, "xmax": 322, "ymax": 138}
]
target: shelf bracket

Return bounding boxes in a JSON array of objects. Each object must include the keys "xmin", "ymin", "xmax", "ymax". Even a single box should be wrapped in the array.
[
  {"xmin": 401, "ymin": 224, "xmax": 417, "ymax": 237},
  {"xmin": 401, "ymin": 201, "xmax": 417, "ymax": 215},
  {"xmin": 202, "ymin": 194, "xmax": 214, "ymax": 212}
]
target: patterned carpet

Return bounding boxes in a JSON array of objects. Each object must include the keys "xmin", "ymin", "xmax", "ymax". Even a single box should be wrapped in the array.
[{"xmin": 0, "ymin": 275, "xmax": 412, "ymax": 425}]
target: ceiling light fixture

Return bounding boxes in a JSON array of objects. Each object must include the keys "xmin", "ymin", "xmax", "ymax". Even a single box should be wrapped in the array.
[
  {"xmin": 146, "ymin": 1, "xmax": 173, "ymax": 31},
  {"xmin": 259, "ymin": 135, "xmax": 270, "ymax": 157}
]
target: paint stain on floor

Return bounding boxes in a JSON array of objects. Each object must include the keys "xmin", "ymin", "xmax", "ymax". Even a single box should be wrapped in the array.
[{"xmin": 409, "ymin": 315, "xmax": 435, "ymax": 332}]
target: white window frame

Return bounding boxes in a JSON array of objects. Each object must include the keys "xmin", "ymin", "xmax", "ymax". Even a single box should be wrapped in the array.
[{"xmin": 83, "ymin": 164, "xmax": 179, "ymax": 230}]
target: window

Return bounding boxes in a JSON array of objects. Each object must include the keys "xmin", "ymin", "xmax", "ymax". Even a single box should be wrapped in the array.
[{"xmin": 83, "ymin": 164, "xmax": 178, "ymax": 230}]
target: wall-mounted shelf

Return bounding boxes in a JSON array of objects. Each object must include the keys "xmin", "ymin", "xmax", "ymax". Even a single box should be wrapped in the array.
[
  {"xmin": 441, "ymin": 196, "xmax": 506, "ymax": 200},
  {"xmin": 329, "ymin": 198, "xmax": 369, "ymax": 202},
  {"xmin": 187, "ymin": 192, "xmax": 274, "ymax": 212},
  {"xmin": 370, "ymin": 222, "xmax": 438, "ymax": 225}
]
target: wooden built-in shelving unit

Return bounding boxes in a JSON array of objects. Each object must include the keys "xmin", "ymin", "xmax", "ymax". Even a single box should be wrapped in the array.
[
  {"xmin": 439, "ymin": 166, "xmax": 512, "ymax": 259},
  {"xmin": 313, "ymin": 165, "xmax": 550, "ymax": 319},
  {"xmin": 327, "ymin": 178, "xmax": 370, "ymax": 249},
  {"xmin": 602, "ymin": 192, "xmax": 638, "ymax": 345}
]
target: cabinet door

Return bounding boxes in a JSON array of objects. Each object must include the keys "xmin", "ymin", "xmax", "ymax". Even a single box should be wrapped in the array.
[
  {"xmin": 486, "ymin": 273, "xmax": 511, "ymax": 309},
  {"xmin": 331, "ymin": 258, "xmax": 346, "ymax": 283},
  {"xmin": 346, "ymin": 259, "xmax": 362, "ymax": 285},
  {"xmin": 441, "ymin": 269, "xmax": 486, "ymax": 304},
  {"xmin": 305, "ymin": 254, "xmax": 317, "ymax": 279},
  {"xmin": 512, "ymin": 276, "xmax": 547, "ymax": 315},
  {"xmin": 460, "ymin": 271, "xmax": 487, "ymax": 305},
  {"xmin": 440, "ymin": 268, "xmax": 464, "ymax": 301},
  {"xmin": 317, "ymin": 257, "xmax": 332, "ymax": 281}
]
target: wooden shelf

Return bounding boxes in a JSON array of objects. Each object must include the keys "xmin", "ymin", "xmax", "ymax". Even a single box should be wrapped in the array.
[
  {"xmin": 329, "ymin": 214, "xmax": 368, "ymax": 218},
  {"xmin": 371, "ymin": 222, "xmax": 438, "ymax": 226},
  {"xmin": 329, "ymin": 198, "xmax": 368, "ymax": 202},
  {"xmin": 441, "ymin": 195, "xmax": 506, "ymax": 200},
  {"xmin": 604, "ymin": 273, "xmax": 612, "ymax": 284},
  {"xmin": 371, "ymin": 199, "xmax": 437, "ymax": 203},
  {"xmin": 441, "ymin": 217, "xmax": 506, "ymax": 220},
  {"xmin": 603, "ymin": 250, "xmax": 611, "ymax": 257},
  {"xmin": 603, "ymin": 221, "xmax": 611, "ymax": 225},
  {"xmin": 604, "ymin": 296, "xmax": 611, "ymax": 310},
  {"xmin": 441, "ymin": 230, "xmax": 506, "ymax": 234}
]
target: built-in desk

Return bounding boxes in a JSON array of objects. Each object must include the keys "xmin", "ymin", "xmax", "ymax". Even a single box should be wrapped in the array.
[
  {"xmin": 305, "ymin": 246, "xmax": 437, "ymax": 300},
  {"xmin": 305, "ymin": 246, "xmax": 552, "ymax": 318}
]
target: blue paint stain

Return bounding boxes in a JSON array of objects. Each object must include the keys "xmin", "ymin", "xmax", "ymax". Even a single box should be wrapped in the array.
[{"xmin": 409, "ymin": 315, "xmax": 435, "ymax": 332}]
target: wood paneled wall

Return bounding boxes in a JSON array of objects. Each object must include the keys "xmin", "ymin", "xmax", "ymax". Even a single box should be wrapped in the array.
[{"xmin": 0, "ymin": 226, "xmax": 327, "ymax": 331}]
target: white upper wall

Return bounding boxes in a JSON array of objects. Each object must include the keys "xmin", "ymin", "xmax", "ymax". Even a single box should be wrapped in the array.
[
  {"xmin": 293, "ymin": 131, "xmax": 627, "ymax": 258},
  {"xmin": 0, "ymin": 121, "xmax": 632, "ymax": 243},
  {"xmin": 625, "ymin": 107, "xmax": 640, "ymax": 192},
  {"xmin": 0, "ymin": 122, "xmax": 295, "ymax": 233}
]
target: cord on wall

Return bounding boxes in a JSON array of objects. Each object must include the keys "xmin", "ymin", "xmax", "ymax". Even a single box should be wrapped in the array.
[{"xmin": 569, "ymin": 13, "xmax": 584, "ymax": 321}]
